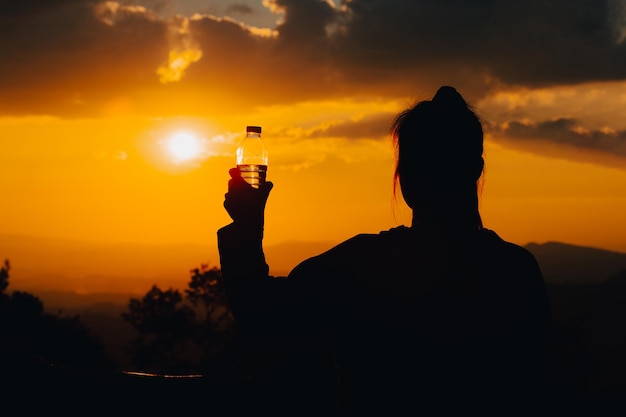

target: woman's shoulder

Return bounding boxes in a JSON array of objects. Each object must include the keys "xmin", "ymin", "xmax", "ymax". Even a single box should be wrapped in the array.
[
  {"xmin": 481, "ymin": 228, "xmax": 535, "ymax": 253},
  {"xmin": 320, "ymin": 226, "xmax": 410, "ymax": 251},
  {"xmin": 479, "ymin": 228, "xmax": 542, "ymax": 271},
  {"xmin": 333, "ymin": 226, "xmax": 412, "ymax": 252},
  {"xmin": 289, "ymin": 226, "xmax": 410, "ymax": 272}
]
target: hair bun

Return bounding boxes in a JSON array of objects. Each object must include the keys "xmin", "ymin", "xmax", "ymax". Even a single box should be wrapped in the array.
[{"xmin": 432, "ymin": 85, "xmax": 467, "ymax": 109}]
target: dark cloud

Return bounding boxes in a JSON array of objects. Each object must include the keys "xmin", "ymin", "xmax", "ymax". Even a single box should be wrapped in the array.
[
  {"xmin": 225, "ymin": 4, "xmax": 254, "ymax": 16},
  {"xmin": 308, "ymin": 113, "xmax": 397, "ymax": 141},
  {"xmin": 489, "ymin": 117, "xmax": 626, "ymax": 166},
  {"xmin": 1, "ymin": 0, "xmax": 625, "ymax": 118},
  {"xmin": 333, "ymin": 0, "xmax": 626, "ymax": 91},
  {"xmin": 0, "ymin": 0, "xmax": 84, "ymax": 17},
  {"xmin": 0, "ymin": 1, "xmax": 169, "ymax": 116},
  {"xmin": 478, "ymin": 0, "xmax": 626, "ymax": 86},
  {"xmin": 270, "ymin": 0, "xmax": 337, "ymax": 44}
]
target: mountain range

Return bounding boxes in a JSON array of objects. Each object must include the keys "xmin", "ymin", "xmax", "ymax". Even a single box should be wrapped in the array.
[{"xmin": 525, "ymin": 241, "xmax": 626, "ymax": 285}]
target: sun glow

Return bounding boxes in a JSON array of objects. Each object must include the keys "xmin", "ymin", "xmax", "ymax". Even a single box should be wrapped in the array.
[{"xmin": 167, "ymin": 131, "xmax": 202, "ymax": 163}]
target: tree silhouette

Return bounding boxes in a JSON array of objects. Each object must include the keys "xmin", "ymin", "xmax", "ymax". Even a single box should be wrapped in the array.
[
  {"xmin": 121, "ymin": 264, "xmax": 248, "ymax": 376},
  {"xmin": 0, "ymin": 259, "xmax": 115, "ymax": 370},
  {"xmin": 186, "ymin": 264, "xmax": 230, "ymax": 328},
  {"xmin": 0, "ymin": 259, "xmax": 9, "ymax": 293},
  {"xmin": 122, "ymin": 285, "xmax": 196, "ymax": 374},
  {"xmin": 185, "ymin": 264, "xmax": 247, "ymax": 376}
]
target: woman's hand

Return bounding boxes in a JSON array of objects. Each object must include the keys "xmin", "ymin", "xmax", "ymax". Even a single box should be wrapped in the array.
[{"xmin": 223, "ymin": 167, "xmax": 274, "ymax": 228}]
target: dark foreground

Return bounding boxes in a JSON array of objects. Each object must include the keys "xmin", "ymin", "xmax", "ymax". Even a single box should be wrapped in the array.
[{"xmin": 4, "ymin": 359, "xmax": 626, "ymax": 416}]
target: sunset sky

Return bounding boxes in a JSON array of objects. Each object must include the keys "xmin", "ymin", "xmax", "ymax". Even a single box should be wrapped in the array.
[{"xmin": 2, "ymin": 0, "xmax": 626, "ymax": 293}]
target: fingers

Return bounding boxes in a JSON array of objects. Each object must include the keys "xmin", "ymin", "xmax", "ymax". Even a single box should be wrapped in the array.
[
  {"xmin": 227, "ymin": 167, "xmax": 273, "ymax": 193},
  {"xmin": 223, "ymin": 169, "xmax": 273, "ymax": 224},
  {"xmin": 228, "ymin": 167, "xmax": 245, "ymax": 185},
  {"xmin": 227, "ymin": 167, "xmax": 248, "ymax": 191},
  {"xmin": 228, "ymin": 167, "xmax": 241, "ymax": 178},
  {"xmin": 261, "ymin": 181, "xmax": 274, "ymax": 193}
]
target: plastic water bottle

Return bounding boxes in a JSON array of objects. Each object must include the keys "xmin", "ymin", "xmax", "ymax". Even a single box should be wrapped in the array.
[{"xmin": 236, "ymin": 125, "xmax": 268, "ymax": 188}]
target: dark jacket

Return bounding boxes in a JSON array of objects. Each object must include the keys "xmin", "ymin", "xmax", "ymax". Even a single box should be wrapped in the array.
[{"xmin": 218, "ymin": 224, "xmax": 552, "ymax": 415}]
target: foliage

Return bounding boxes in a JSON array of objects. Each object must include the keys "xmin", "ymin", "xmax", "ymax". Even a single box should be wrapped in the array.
[
  {"xmin": 122, "ymin": 285, "xmax": 196, "ymax": 374},
  {"xmin": 0, "ymin": 259, "xmax": 115, "ymax": 370},
  {"xmin": 122, "ymin": 263, "xmax": 248, "ymax": 376},
  {"xmin": 0, "ymin": 259, "xmax": 9, "ymax": 294},
  {"xmin": 186, "ymin": 265, "xmax": 237, "ymax": 356},
  {"xmin": 186, "ymin": 264, "xmax": 228, "ymax": 323}
]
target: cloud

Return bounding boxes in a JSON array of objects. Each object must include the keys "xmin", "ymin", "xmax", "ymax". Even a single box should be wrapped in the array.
[
  {"xmin": 331, "ymin": 0, "xmax": 626, "ymax": 91},
  {"xmin": 474, "ymin": 81, "xmax": 626, "ymax": 166},
  {"xmin": 477, "ymin": 0, "xmax": 626, "ymax": 86},
  {"xmin": 225, "ymin": 4, "xmax": 254, "ymax": 16},
  {"xmin": 156, "ymin": 17, "xmax": 203, "ymax": 83},
  {"xmin": 308, "ymin": 112, "xmax": 396, "ymax": 141},
  {"xmin": 266, "ymin": 0, "xmax": 338, "ymax": 43},
  {"xmin": 157, "ymin": 47, "xmax": 202, "ymax": 83},
  {"xmin": 1, "ymin": 0, "xmax": 626, "ymax": 118},
  {"xmin": 488, "ymin": 117, "xmax": 626, "ymax": 168},
  {"xmin": 0, "ymin": 1, "xmax": 169, "ymax": 116},
  {"xmin": 0, "ymin": 0, "xmax": 83, "ymax": 17}
]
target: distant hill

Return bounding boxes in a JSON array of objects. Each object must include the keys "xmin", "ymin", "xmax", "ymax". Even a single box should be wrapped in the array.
[
  {"xmin": 0, "ymin": 233, "xmax": 335, "ymax": 294},
  {"xmin": 524, "ymin": 241, "xmax": 626, "ymax": 285},
  {"xmin": 33, "ymin": 290, "xmax": 136, "ymax": 312}
]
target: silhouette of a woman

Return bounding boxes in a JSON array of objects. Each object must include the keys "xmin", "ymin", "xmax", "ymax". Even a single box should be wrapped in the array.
[{"xmin": 218, "ymin": 86, "xmax": 551, "ymax": 414}]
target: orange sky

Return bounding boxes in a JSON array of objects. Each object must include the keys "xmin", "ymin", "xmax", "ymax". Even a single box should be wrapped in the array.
[{"xmin": 1, "ymin": 1, "xmax": 626, "ymax": 294}]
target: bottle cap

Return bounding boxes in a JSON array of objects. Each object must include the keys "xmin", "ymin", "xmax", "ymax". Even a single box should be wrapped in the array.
[{"xmin": 246, "ymin": 126, "xmax": 262, "ymax": 133}]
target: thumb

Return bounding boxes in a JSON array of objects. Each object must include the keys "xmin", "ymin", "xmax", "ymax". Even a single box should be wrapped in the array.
[{"xmin": 261, "ymin": 181, "xmax": 274, "ymax": 193}]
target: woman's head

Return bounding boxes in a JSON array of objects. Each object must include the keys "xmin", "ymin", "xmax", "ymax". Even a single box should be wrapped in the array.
[{"xmin": 390, "ymin": 86, "xmax": 484, "ymax": 228}]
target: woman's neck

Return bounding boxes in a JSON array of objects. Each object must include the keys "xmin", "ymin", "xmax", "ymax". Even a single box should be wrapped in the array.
[{"xmin": 411, "ymin": 206, "xmax": 482, "ymax": 234}]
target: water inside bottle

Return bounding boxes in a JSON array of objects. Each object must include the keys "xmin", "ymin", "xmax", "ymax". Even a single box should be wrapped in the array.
[{"xmin": 237, "ymin": 164, "xmax": 267, "ymax": 188}]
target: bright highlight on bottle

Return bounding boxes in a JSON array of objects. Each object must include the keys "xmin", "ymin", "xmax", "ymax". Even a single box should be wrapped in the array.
[{"xmin": 167, "ymin": 131, "xmax": 202, "ymax": 163}]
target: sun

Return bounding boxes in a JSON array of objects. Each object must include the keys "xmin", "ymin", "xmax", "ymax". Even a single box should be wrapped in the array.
[{"xmin": 167, "ymin": 131, "xmax": 202, "ymax": 162}]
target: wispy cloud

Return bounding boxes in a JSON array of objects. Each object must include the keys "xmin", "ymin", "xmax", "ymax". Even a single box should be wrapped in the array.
[
  {"xmin": 495, "ymin": 117, "xmax": 626, "ymax": 157},
  {"xmin": 484, "ymin": 116, "xmax": 626, "ymax": 170}
]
